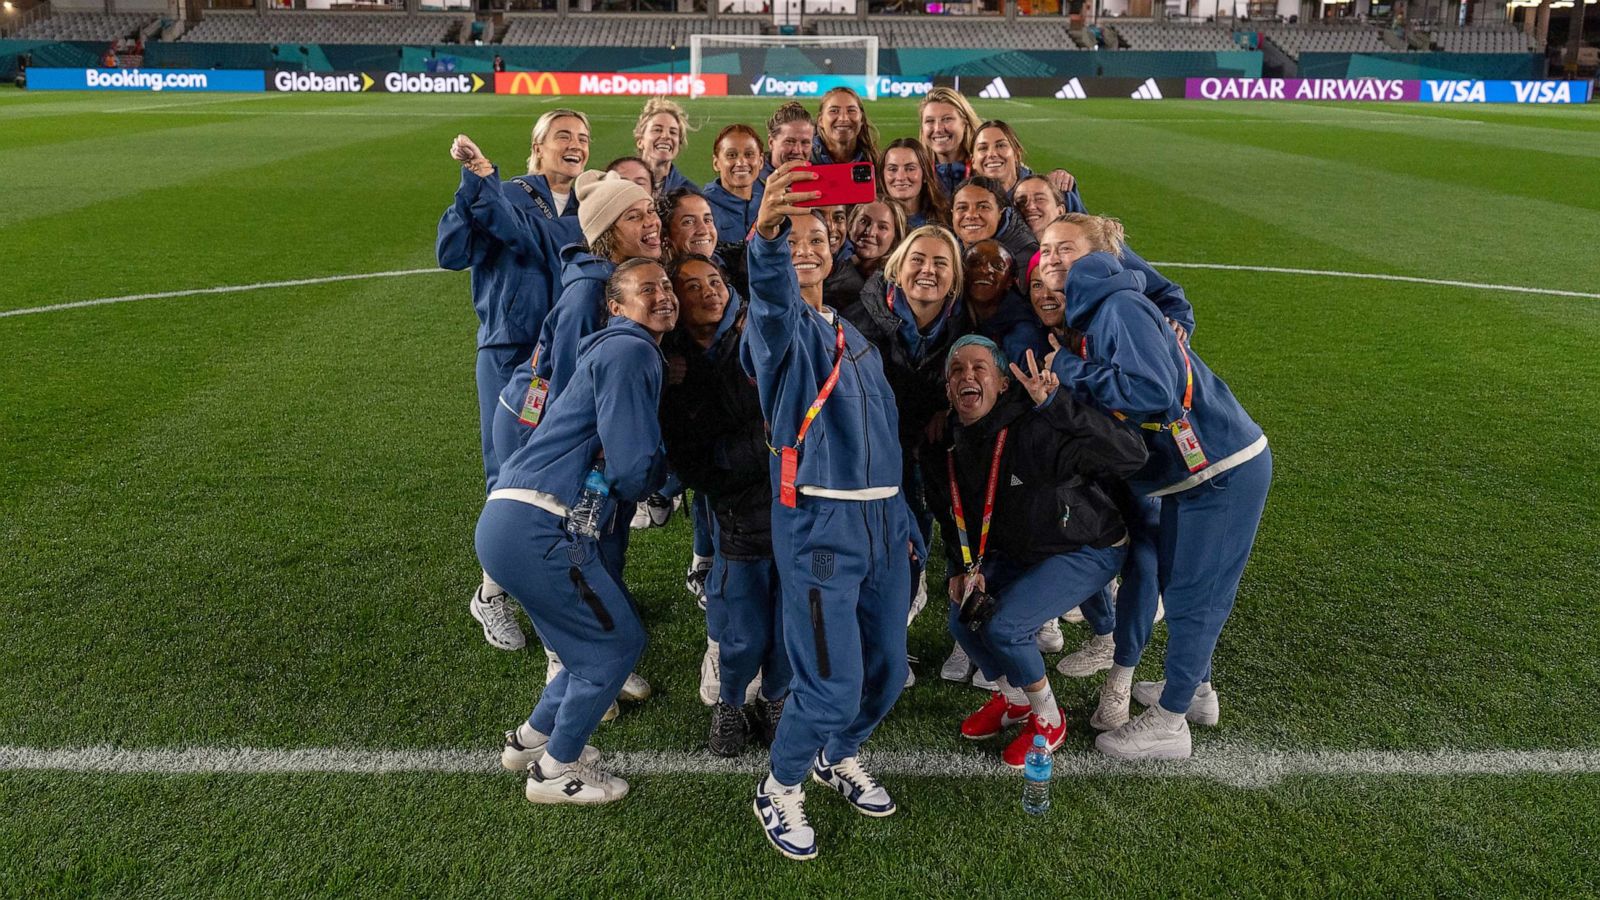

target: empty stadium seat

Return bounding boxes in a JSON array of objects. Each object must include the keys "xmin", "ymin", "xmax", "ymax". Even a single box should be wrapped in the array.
[
  {"xmin": 1258, "ymin": 22, "xmax": 1388, "ymax": 59},
  {"xmin": 1110, "ymin": 21, "xmax": 1238, "ymax": 52},
  {"xmin": 178, "ymin": 12, "xmax": 466, "ymax": 46},
  {"xmin": 16, "ymin": 12, "xmax": 155, "ymax": 42},
  {"xmin": 1428, "ymin": 25, "xmax": 1536, "ymax": 54}
]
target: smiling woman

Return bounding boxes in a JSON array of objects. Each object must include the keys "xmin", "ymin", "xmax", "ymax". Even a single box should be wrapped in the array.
[{"xmin": 633, "ymin": 97, "xmax": 697, "ymax": 194}]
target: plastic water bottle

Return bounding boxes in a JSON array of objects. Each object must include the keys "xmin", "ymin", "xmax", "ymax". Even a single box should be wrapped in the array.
[
  {"xmin": 566, "ymin": 464, "xmax": 609, "ymax": 539},
  {"xmin": 1022, "ymin": 734, "xmax": 1052, "ymax": 815}
]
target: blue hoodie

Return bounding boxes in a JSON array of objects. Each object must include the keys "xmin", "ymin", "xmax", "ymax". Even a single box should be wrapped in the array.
[
  {"xmin": 703, "ymin": 177, "xmax": 765, "ymax": 244},
  {"xmin": 495, "ymin": 316, "xmax": 667, "ymax": 509},
  {"xmin": 534, "ymin": 248, "xmax": 616, "ymax": 400},
  {"xmin": 1006, "ymin": 243, "xmax": 1196, "ymax": 363},
  {"xmin": 934, "ymin": 161, "xmax": 1086, "ymax": 214},
  {"xmin": 660, "ymin": 164, "xmax": 698, "ymax": 195},
  {"xmin": 435, "ymin": 168, "xmax": 582, "ymax": 350},
  {"xmin": 810, "ymin": 134, "xmax": 868, "ymax": 165},
  {"xmin": 1049, "ymin": 252, "xmax": 1263, "ymax": 496},
  {"xmin": 740, "ymin": 222, "xmax": 903, "ymax": 495}
]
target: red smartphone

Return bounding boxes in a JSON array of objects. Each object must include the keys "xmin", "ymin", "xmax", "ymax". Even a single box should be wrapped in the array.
[{"xmin": 793, "ymin": 162, "xmax": 877, "ymax": 208}]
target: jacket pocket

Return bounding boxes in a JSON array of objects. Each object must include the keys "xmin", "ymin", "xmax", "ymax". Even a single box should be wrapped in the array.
[
  {"xmin": 809, "ymin": 588, "xmax": 832, "ymax": 679},
  {"xmin": 569, "ymin": 567, "xmax": 615, "ymax": 632},
  {"xmin": 1053, "ymin": 478, "xmax": 1114, "ymax": 547}
]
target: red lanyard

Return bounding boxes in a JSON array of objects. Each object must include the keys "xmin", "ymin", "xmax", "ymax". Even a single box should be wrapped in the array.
[
  {"xmin": 946, "ymin": 427, "xmax": 1009, "ymax": 572},
  {"xmin": 886, "ymin": 283, "xmax": 895, "ymax": 312},
  {"xmin": 779, "ymin": 315, "xmax": 847, "ymax": 508}
]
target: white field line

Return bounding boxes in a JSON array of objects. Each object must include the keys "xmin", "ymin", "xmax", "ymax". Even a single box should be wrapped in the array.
[
  {"xmin": 5, "ymin": 261, "xmax": 1596, "ymax": 322},
  {"xmin": 5, "ymin": 745, "xmax": 1600, "ymax": 788},
  {"xmin": 1147, "ymin": 261, "xmax": 1600, "ymax": 301},
  {"xmin": 0, "ymin": 268, "xmax": 452, "ymax": 319}
]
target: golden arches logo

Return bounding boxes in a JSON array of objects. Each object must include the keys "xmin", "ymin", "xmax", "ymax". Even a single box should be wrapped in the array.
[{"xmin": 503, "ymin": 72, "xmax": 562, "ymax": 95}]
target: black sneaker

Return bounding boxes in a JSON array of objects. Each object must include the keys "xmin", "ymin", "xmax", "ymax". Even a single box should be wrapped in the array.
[
  {"xmin": 751, "ymin": 695, "xmax": 786, "ymax": 747},
  {"xmin": 709, "ymin": 701, "xmax": 749, "ymax": 757}
]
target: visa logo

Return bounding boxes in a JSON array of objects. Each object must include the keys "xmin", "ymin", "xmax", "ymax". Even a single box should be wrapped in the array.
[
  {"xmin": 1511, "ymin": 81, "xmax": 1573, "ymax": 103},
  {"xmin": 1426, "ymin": 80, "xmax": 1486, "ymax": 103}
]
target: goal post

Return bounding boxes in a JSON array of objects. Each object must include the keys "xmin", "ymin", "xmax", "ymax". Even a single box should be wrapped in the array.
[{"xmin": 688, "ymin": 34, "xmax": 882, "ymax": 99}]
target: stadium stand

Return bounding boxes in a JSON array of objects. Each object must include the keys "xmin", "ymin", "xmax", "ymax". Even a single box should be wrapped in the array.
[
  {"xmin": 499, "ymin": 14, "xmax": 761, "ymax": 47},
  {"xmin": 1109, "ymin": 21, "xmax": 1238, "ymax": 52},
  {"xmin": 1259, "ymin": 22, "xmax": 1388, "ymax": 58},
  {"xmin": 812, "ymin": 17, "xmax": 1074, "ymax": 50},
  {"xmin": 1428, "ymin": 25, "xmax": 1536, "ymax": 53},
  {"xmin": 16, "ymin": 12, "xmax": 154, "ymax": 42},
  {"xmin": 179, "ymin": 12, "xmax": 465, "ymax": 45}
]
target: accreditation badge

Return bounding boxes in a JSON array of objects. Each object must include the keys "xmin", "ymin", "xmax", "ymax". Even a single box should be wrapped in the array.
[
  {"xmin": 518, "ymin": 376, "xmax": 549, "ymax": 428},
  {"xmin": 1171, "ymin": 419, "xmax": 1209, "ymax": 473}
]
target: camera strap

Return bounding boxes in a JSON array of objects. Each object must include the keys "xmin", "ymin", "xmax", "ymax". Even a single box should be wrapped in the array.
[
  {"xmin": 778, "ymin": 317, "xmax": 847, "ymax": 509},
  {"xmin": 1080, "ymin": 328, "xmax": 1205, "ymax": 471},
  {"xmin": 946, "ymin": 427, "xmax": 1009, "ymax": 574}
]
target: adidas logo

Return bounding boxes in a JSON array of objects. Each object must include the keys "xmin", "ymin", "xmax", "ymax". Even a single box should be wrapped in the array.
[
  {"xmin": 1009, "ymin": 474, "xmax": 1024, "ymax": 486},
  {"xmin": 1131, "ymin": 78, "xmax": 1163, "ymax": 100},
  {"xmin": 1054, "ymin": 78, "xmax": 1087, "ymax": 100},
  {"xmin": 977, "ymin": 77, "xmax": 1011, "ymax": 100}
]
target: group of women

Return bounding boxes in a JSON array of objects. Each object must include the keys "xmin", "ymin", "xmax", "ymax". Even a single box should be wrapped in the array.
[{"xmin": 436, "ymin": 86, "xmax": 1271, "ymax": 862}]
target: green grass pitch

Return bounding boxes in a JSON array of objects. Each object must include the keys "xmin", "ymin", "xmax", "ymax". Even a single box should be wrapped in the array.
[{"xmin": 3, "ymin": 90, "xmax": 1600, "ymax": 896}]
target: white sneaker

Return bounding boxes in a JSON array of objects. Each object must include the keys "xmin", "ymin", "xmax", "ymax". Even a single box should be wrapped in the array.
[
  {"xmin": 1095, "ymin": 704, "xmax": 1191, "ymax": 760},
  {"xmin": 1037, "ymin": 619, "xmax": 1065, "ymax": 653},
  {"xmin": 1062, "ymin": 606, "xmax": 1085, "ymax": 624},
  {"xmin": 1056, "ymin": 632, "xmax": 1115, "ymax": 677},
  {"xmin": 544, "ymin": 649, "xmax": 564, "ymax": 685},
  {"xmin": 904, "ymin": 660, "xmax": 916, "ymax": 689},
  {"xmin": 1089, "ymin": 680, "xmax": 1131, "ymax": 732},
  {"xmin": 1154, "ymin": 596, "xmax": 1165, "ymax": 624},
  {"xmin": 601, "ymin": 701, "xmax": 619, "ymax": 723},
  {"xmin": 908, "ymin": 574, "xmax": 928, "ymax": 625},
  {"xmin": 630, "ymin": 493, "xmax": 674, "ymax": 529},
  {"xmin": 746, "ymin": 669, "xmax": 764, "ymax": 705},
  {"xmin": 971, "ymin": 669, "xmax": 998, "ymax": 691},
  {"xmin": 812, "ymin": 754, "xmax": 897, "ymax": 817},
  {"xmin": 501, "ymin": 728, "xmax": 600, "ymax": 771},
  {"xmin": 699, "ymin": 640, "xmax": 720, "ymax": 706},
  {"xmin": 619, "ymin": 671, "xmax": 652, "ymax": 702},
  {"xmin": 754, "ymin": 779, "xmax": 817, "ymax": 861},
  {"xmin": 525, "ymin": 757, "xmax": 630, "ymax": 805},
  {"xmin": 940, "ymin": 644, "xmax": 975, "ymax": 682},
  {"xmin": 1131, "ymin": 680, "xmax": 1220, "ymax": 726},
  {"xmin": 470, "ymin": 586, "xmax": 526, "ymax": 651}
]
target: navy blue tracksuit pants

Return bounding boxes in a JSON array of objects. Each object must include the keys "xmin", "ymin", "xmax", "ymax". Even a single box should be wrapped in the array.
[
  {"xmin": 768, "ymin": 495, "xmax": 912, "ymax": 786},
  {"xmin": 949, "ymin": 543, "xmax": 1125, "ymax": 689},
  {"xmin": 707, "ymin": 552, "xmax": 791, "ymax": 707},
  {"xmin": 476, "ymin": 344, "xmax": 527, "ymax": 492},
  {"xmin": 475, "ymin": 499, "xmax": 644, "ymax": 763},
  {"xmin": 1156, "ymin": 447, "xmax": 1273, "ymax": 713},
  {"xmin": 1112, "ymin": 495, "xmax": 1163, "ymax": 668}
]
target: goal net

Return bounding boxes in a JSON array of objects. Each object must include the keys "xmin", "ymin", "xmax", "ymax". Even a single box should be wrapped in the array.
[{"xmin": 688, "ymin": 34, "xmax": 882, "ymax": 99}]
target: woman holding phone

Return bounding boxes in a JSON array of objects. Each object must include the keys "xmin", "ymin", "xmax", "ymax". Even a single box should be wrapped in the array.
[{"xmin": 745, "ymin": 161, "xmax": 920, "ymax": 862}]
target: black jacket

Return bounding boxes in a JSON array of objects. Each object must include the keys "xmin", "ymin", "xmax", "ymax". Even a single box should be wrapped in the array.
[
  {"xmin": 923, "ymin": 386, "xmax": 1147, "ymax": 572},
  {"xmin": 844, "ymin": 272, "xmax": 963, "ymax": 460},
  {"xmin": 821, "ymin": 254, "xmax": 880, "ymax": 317},
  {"xmin": 659, "ymin": 307, "xmax": 773, "ymax": 560}
]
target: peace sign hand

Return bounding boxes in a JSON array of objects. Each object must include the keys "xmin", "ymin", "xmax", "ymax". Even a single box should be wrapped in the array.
[
  {"xmin": 1009, "ymin": 348, "xmax": 1060, "ymax": 407},
  {"xmin": 755, "ymin": 160, "xmax": 821, "ymax": 240}
]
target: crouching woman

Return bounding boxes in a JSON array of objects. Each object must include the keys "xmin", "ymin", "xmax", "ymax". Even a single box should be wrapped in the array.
[
  {"xmin": 925, "ymin": 336, "xmax": 1147, "ymax": 768},
  {"xmin": 474, "ymin": 259, "xmax": 677, "ymax": 806}
]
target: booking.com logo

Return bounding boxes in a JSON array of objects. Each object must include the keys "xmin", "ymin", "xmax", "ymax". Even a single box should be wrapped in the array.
[{"xmin": 85, "ymin": 69, "xmax": 209, "ymax": 92}]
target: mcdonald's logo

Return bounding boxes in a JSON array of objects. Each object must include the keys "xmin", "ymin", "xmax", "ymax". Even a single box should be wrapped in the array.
[
  {"xmin": 497, "ymin": 71, "xmax": 564, "ymax": 95},
  {"xmin": 493, "ymin": 71, "xmax": 727, "ymax": 97}
]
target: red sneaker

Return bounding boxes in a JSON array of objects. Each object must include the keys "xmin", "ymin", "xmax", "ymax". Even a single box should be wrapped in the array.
[
  {"xmin": 960, "ymin": 693, "xmax": 1032, "ymax": 740},
  {"xmin": 1003, "ymin": 709, "xmax": 1068, "ymax": 769}
]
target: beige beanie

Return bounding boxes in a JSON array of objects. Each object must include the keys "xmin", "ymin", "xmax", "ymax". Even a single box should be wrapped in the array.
[{"xmin": 575, "ymin": 170, "xmax": 652, "ymax": 248}]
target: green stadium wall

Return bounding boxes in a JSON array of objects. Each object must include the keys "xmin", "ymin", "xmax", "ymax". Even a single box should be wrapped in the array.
[{"xmin": 1296, "ymin": 52, "xmax": 1542, "ymax": 80}]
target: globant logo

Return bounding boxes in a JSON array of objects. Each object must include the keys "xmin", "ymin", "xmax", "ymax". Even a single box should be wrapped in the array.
[
  {"xmin": 578, "ymin": 73, "xmax": 714, "ymax": 98},
  {"xmin": 273, "ymin": 71, "xmax": 366, "ymax": 93},
  {"xmin": 383, "ymin": 72, "xmax": 485, "ymax": 94}
]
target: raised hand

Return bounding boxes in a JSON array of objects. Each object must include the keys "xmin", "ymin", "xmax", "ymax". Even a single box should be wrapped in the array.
[
  {"xmin": 1047, "ymin": 168, "xmax": 1076, "ymax": 194},
  {"xmin": 1009, "ymin": 348, "xmax": 1060, "ymax": 406},
  {"xmin": 754, "ymin": 160, "xmax": 821, "ymax": 240},
  {"xmin": 451, "ymin": 134, "xmax": 492, "ymax": 176}
]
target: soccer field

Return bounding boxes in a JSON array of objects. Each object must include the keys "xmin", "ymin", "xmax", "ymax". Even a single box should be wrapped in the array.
[{"xmin": 3, "ymin": 90, "xmax": 1600, "ymax": 895}]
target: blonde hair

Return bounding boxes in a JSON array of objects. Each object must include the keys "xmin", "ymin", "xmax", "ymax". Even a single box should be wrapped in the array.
[
  {"xmin": 633, "ymin": 97, "xmax": 692, "ymax": 152},
  {"xmin": 847, "ymin": 200, "xmax": 908, "ymax": 262},
  {"xmin": 885, "ymin": 224, "xmax": 965, "ymax": 303},
  {"xmin": 528, "ymin": 108, "xmax": 590, "ymax": 174},
  {"xmin": 1053, "ymin": 213, "xmax": 1126, "ymax": 259},
  {"xmin": 917, "ymin": 87, "xmax": 982, "ymax": 161}
]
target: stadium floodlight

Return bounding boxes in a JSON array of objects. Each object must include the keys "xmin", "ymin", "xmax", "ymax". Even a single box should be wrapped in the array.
[{"xmin": 689, "ymin": 34, "xmax": 881, "ymax": 100}]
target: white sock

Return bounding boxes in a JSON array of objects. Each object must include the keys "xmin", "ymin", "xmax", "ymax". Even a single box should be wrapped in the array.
[
  {"xmin": 707, "ymin": 637, "xmax": 718, "ymax": 652},
  {"xmin": 481, "ymin": 570, "xmax": 504, "ymax": 597},
  {"xmin": 1089, "ymin": 631, "xmax": 1114, "ymax": 648},
  {"xmin": 1153, "ymin": 704, "xmax": 1188, "ymax": 727},
  {"xmin": 691, "ymin": 553, "xmax": 713, "ymax": 570},
  {"xmin": 516, "ymin": 722, "xmax": 547, "ymax": 746},
  {"xmin": 1106, "ymin": 664, "xmax": 1135, "ymax": 691},
  {"xmin": 537, "ymin": 751, "xmax": 571, "ymax": 777},
  {"xmin": 762, "ymin": 773, "xmax": 800, "ymax": 795},
  {"xmin": 1025, "ymin": 684, "xmax": 1061, "ymax": 728},
  {"xmin": 1196, "ymin": 680, "xmax": 1214, "ymax": 697},
  {"xmin": 994, "ymin": 676, "xmax": 1027, "ymax": 706}
]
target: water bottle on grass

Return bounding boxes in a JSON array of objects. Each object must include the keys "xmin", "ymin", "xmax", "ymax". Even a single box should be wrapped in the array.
[
  {"xmin": 1022, "ymin": 734, "xmax": 1052, "ymax": 815},
  {"xmin": 566, "ymin": 464, "xmax": 609, "ymax": 539}
]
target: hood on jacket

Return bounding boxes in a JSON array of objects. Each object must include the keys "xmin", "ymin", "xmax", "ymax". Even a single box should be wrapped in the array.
[
  {"xmin": 1064, "ymin": 251, "xmax": 1147, "ymax": 331},
  {"xmin": 860, "ymin": 271, "xmax": 961, "ymax": 360},
  {"xmin": 954, "ymin": 384, "xmax": 1033, "ymax": 446},
  {"xmin": 580, "ymin": 315, "xmax": 662, "ymax": 361},
  {"xmin": 560, "ymin": 245, "xmax": 617, "ymax": 286}
]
